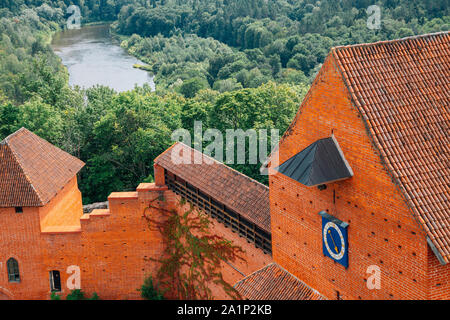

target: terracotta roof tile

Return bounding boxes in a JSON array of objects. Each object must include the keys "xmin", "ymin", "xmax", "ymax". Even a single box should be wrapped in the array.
[
  {"xmin": 234, "ymin": 263, "xmax": 325, "ymax": 300},
  {"xmin": 0, "ymin": 128, "xmax": 85, "ymax": 207},
  {"xmin": 332, "ymin": 32, "xmax": 450, "ymax": 263},
  {"xmin": 155, "ymin": 142, "xmax": 270, "ymax": 233}
]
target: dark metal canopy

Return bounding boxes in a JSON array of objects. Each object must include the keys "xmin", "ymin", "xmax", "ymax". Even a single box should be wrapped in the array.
[{"xmin": 275, "ymin": 136, "xmax": 353, "ymax": 187}]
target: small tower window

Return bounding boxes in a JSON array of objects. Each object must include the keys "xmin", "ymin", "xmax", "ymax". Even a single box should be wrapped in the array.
[
  {"xmin": 7, "ymin": 258, "xmax": 20, "ymax": 282},
  {"xmin": 49, "ymin": 271, "xmax": 61, "ymax": 292},
  {"xmin": 15, "ymin": 207, "xmax": 23, "ymax": 213}
]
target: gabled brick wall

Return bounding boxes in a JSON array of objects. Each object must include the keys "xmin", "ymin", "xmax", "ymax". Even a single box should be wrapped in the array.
[{"xmin": 269, "ymin": 53, "xmax": 448, "ymax": 300}]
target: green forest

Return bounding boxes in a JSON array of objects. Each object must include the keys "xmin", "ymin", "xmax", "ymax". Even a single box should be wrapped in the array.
[{"xmin": 0, "ymin": 0, "xmax": 448, "ymax": 203}]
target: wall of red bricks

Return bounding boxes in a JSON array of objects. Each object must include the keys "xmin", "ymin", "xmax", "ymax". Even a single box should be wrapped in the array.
[
  {"xmin": 0, "ymin": 180, "xmax": 166, "ymax": 299},
  {"xmin": 0, "ymin": 175, "xmax": 271, "ymax": 300},
  {"xmin": 0, "ymin": 205, "xmax": 47, "ymax": 299},
  {"xmin": 269, "ymin": 53, "xmax": 449, "ymax": 300},
  {"xmin": 154, "ymin": 164, "xmax": 165, "ymax": 186},
  {"xmin": 37, "ymin": 184, "xmax": 174, "ymax": 300}
]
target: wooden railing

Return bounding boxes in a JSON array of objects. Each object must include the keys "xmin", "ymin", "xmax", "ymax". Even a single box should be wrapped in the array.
[{"xmin": 164, "ymin": 170, "xmax": 272, "ymax": 255}]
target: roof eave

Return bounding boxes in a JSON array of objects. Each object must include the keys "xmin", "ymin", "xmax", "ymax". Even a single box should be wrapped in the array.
[{"xmin": 427, "ymin": 237, "xmax": 448, "ymax": 266}]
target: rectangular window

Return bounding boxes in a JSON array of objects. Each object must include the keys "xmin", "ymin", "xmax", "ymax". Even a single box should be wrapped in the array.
[
  {"xmin": 15, "ymin": 207, "xmax": 23, "ymax": 214},
  {"xmin": 49, "ymin": 271, "xmax": 61, "ymax": 292}
]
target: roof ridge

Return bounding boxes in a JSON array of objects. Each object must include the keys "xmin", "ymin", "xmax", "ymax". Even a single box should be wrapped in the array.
[
  {"xmin": 6, "ymin": 129, "xmax": 52, "ymax": 204},
  {"xmin": 332, "ymin": 31, "xmax": 449, "ymax": 51},
  {"xmin": 168, "ymin": 141, "xmax": 269, "ymax": 191},
  {"xmin": 307, "ymin": 140, "xmax": 319, "ymax": 186},
  {"xmin": 0, "ymin": 128, "xmax": 85, "ymax": 207},
  {"xmin": 1, "ymin": 127, "xmax": 28, "ymax": 144},
  {"xmin": 1, "ymin": 144, "xmax": 43, "ymax": 206},
  {"xmin": 153, "ymin": 141, "xmax": 178, "ymax": 164}
]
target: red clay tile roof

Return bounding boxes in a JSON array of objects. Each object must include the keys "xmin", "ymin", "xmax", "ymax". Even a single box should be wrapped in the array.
[
  {"xmin": 154, "ymin": 142, "xmax": 270, "ymax": 233},
  {"xmin": 0, "ymin": 128, "xmax": 85, "ymax": 207},
  {"xmin": 332, "ymin": 32, "xmax": 450, "ymax": 263},
  {"xmin": 234, "ymin": 263, "xmax": 325, "ymax": 300}
]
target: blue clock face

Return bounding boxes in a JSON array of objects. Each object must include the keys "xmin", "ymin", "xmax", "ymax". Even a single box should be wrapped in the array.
[
  {"xmin": 323, "ymin": 221, "xmax": 346, "ymax": 260},
  {"xmin": 320, "ymin": 212, "xmax": 349, "ymax": 268}
]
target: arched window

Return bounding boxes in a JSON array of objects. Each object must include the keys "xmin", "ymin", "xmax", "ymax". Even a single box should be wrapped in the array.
[
  {"xmin": 49, "ymin": 271, "xmax": 61, "ymax": 292},
  {"xmin": 7, "ymin": 258, "xmax": 20, "ymax": 282}
]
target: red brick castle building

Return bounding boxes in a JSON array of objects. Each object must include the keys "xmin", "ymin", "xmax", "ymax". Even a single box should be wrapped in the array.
[
  {"xmin": 0, "ymin": 32, "xmax": 448, "ymax": 300},
  {"xmin": 264, "ymin": 31, "xmax": 449, "ymax": 300}
]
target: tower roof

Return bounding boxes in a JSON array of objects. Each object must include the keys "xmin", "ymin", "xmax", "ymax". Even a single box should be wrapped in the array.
[{"xmin": 0, "ymin": 128, "xmax": 85, "ymax": 207}]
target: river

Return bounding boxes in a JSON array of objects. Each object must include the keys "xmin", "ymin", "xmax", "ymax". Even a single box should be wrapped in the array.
[{"xmin": 51, "ymin": 24, "xmax": 155, "ymax": 92}]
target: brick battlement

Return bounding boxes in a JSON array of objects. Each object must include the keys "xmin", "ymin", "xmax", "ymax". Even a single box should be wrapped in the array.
[
  {"xmin": 0, "ymin": 173, "xmax": 267, "ymax": 300},
  {"xmin": 40, "ymin": 225, "xmax": 82, "ymax": 234},
  {"xmin": 108, "ymin": 192, "xmax": 138, "ymax": 200}
]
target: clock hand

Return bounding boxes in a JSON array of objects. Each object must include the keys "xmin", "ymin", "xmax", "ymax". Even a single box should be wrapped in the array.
[{"xmin": 328, "ymin": 230, "xmax": 339, "ymax": 253}]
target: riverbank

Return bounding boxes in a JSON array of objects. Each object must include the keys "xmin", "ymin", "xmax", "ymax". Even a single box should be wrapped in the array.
[
  {"xmin": 109, "ymin": 24, "xmax": 156, "ymax": 77},
  {"xmin": 133, "ymin": 64, "xmax": 153, "ymax": 72},
  {"xmin": 83, "ymin": 20, "xmax": 115, "ymax": 27}
]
